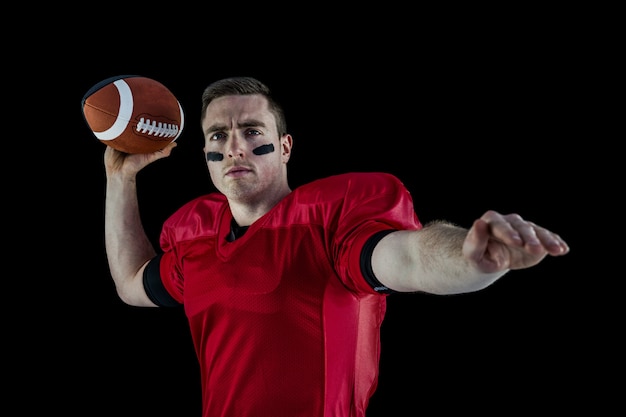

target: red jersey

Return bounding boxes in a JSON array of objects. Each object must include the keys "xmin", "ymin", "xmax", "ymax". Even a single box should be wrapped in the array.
[{"xmin": 158, "ymin": 172, "xmax": 421, "ymax": 417}]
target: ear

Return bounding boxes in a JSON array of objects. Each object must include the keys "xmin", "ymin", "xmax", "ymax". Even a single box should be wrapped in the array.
[{"xmin": 281, "ymin": 134, "xmax": 293, "ymax": 163}]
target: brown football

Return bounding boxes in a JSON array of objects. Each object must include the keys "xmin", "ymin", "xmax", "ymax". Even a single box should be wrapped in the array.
[{"xmin": 82, "ymin": 75, "xmax": 185, "ymax": 154}]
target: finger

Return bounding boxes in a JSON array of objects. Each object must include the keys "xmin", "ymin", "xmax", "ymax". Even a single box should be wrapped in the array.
[
  {"xmin": 481, "ymin": 211, "xmax": 525, "ymax": 248},
  {"xmin": 508, "ymin": 217, "xmax": 542, "ymax": 249},
  {"xmin": 530, "ymin": 223, "xmax": 570, "ymax": 255},
  {"xmin": 501, "ymin": 214, "xmax": 569, "ymax": 256}
]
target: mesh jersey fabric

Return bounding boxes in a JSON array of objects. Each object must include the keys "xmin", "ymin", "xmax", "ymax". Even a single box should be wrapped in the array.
[{"xmin": 157, "ymin": 172, "xmax": 422, "ymax": 417}]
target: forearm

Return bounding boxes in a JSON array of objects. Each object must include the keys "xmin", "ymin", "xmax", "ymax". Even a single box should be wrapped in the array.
[
  {"xmin": 105, "ymin": 174, "xmax": 157, "ymax": 306},
  {"xmin": 371, "ymin": 221, "xmax": 506, "ymax": 295}
]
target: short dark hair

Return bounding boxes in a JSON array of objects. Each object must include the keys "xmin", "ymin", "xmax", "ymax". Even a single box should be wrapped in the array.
[{"xmin": 200, "ymin": 76, "xmax": 287, "ymax": 136}]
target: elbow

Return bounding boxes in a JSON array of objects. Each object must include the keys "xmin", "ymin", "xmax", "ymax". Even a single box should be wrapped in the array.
[
  {"xmin": 115, "ymin": 285, "xmax": 136, "ymax": 305},
  {"xmin": 113, "ymin": 279, "xmax": 155, "ymax": 307},
  {"xmin": 440, "ymin": 271, "xmax": 507, "ymax": 295}
]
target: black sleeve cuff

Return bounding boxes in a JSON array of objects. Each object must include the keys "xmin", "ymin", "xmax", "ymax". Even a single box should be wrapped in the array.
[
  {"xmin": 142, "ymin": 254, "xmax": 181, "ymax": 307},
  {"xmin": 360, "ymin": 229, "xmax": 398, "ymax": 294}
]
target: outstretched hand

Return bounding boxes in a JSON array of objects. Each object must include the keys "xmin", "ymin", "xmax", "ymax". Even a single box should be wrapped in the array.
[
  {"xmin": 462, "ymin": 210, "xmax": 569, "ymax": 274},
  {"xmin": 104, "ymin": 142, "xmax": 177, "ymax": 177}
]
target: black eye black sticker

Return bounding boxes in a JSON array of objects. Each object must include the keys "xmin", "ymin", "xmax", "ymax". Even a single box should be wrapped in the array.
[
  {"xmin": 253, "ymin": 144, "xmax": 275, "ymax": 155},
  {"xmin": 206, "ymin": 144, "xmax": 274, "ymax": 162},
  {"xmin": 206, "ymin": 152, "xmax": 224, "ymax": 161}
]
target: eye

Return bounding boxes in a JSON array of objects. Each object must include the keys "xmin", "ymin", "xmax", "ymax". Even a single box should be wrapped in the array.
[
  {"xmin": 209, "ymin": 132, "xmax": 226, "ymax": 141},
  {"xmin": 245, "ymin": 129, "xmax": 261, "ymax": 137}
]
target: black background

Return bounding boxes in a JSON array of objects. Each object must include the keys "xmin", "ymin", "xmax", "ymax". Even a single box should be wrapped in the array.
[{"xmin": 27, "ymin": 10, "xmax": 613, "ymax": 416}]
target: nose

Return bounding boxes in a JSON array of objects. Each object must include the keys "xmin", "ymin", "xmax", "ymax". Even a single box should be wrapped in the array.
[{"xmin": 226, "ymin": 133, "xmax": 245, "ymax": 159}]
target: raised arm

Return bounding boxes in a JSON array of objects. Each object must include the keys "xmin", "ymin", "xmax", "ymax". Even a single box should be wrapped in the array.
[
  {"xmin": 104, "ymin": 143, "xmax": 177, "ymax": 307},
  {"xmin": 371, "ymin": 210, "xmax": 570, "ymax": 295}
]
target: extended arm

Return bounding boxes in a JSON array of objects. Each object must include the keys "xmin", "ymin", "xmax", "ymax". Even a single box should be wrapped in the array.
[
  {"xmin": 371, "ymin": 210, "xmax": 569, "ymax": 295},
  {"xmin": 104, "ymin": 143, "xmax": 177, "ymax": 307}
]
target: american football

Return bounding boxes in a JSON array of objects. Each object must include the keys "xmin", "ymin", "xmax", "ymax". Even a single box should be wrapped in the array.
[{"xmin": 81, "ymin": 75, "xmax": 185, "ymax": 154}]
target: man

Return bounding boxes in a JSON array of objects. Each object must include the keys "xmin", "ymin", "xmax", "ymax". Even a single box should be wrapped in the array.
[{"xmin": 104, "ymin": 76, "xmax": 569, "ymax": 416}]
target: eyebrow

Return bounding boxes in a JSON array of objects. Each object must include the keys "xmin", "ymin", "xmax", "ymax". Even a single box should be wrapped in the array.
[{"xmin": 204, "ymin": 119, "xmax": 267, "ymax": 137}]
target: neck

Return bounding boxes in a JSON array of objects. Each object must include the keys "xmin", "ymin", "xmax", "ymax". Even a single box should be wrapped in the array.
[{"xmin": 229, "ymin": 186, "xmax": 291, "ymax": 227}]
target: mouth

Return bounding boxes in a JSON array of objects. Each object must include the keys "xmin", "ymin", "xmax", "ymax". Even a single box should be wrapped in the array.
[{"xmin": 225, "ymin": 166, "xmax": 252, "ymax": 177}]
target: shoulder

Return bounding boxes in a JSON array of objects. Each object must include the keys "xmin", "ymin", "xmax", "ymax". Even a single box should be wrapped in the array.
[
  {"xmin": 162, "ymin": 192, "xmax": 227, "ymax": 237},
  {"xmin": 309, "ymin": 172, "xmax": 404, "ymax": 187},
  {"xmin": 296, "ymin": 172, "xmax": 408, "ymax": 200},
  {"xmin": 280, "ymin": 172, "xmax": 417, "ymax": 228}
]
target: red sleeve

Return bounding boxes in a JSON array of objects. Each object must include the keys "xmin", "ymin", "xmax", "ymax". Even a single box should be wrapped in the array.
[
  {"xmin": 325, "ymin": 173, "xmax": 422, "ymax": 294},
  {"xmin": 157, "ymin": 193, "xmax": 227, "ymax": 303}
]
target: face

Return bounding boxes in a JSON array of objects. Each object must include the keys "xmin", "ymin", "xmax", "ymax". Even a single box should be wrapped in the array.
[{"xmin": 202, "ymin": 94, "xmax": 292, "ymax": 204}]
